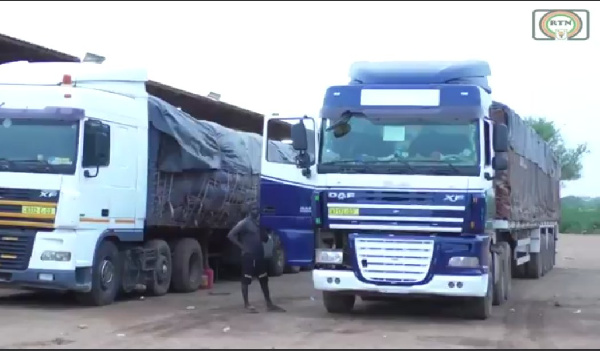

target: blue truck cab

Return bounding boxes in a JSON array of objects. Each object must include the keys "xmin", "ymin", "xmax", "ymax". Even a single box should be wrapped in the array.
[{"xmin": 279, "ymin": 60, "xmax": 562, "ymax": 320}]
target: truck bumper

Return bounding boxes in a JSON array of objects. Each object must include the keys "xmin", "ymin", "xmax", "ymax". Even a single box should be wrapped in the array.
[
  {"xmin": 313, "ymin": 269, "xmax": 489, "ymax": 298},
  {"xmin": 0, "ymin": 268, "xmax": 91, "ymax": 292}
]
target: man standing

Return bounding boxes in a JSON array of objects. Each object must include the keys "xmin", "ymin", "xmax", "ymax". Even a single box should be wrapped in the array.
[{"xmin": 227, "ymin": 206, "xmax": 286, "ymax": 313}]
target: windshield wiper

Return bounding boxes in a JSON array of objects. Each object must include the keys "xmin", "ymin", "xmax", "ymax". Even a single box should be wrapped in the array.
[
  {"xmin": 424, "ymin": 160, "xmax": 462, "ymax": 175},
  {"xmin": 320, "ymin": 160, "xmax": 361, "ymax": 166},
  {"xmin": 0, "ymin": 158, "xmax": 12, "ymax": 170},
  {"xmin": 12, "ymin": 159, "xmax": 53, "ymax": 172},
  {"xmin": 401, "ymin": 159, "xmax": 464, "ymax": 175}
]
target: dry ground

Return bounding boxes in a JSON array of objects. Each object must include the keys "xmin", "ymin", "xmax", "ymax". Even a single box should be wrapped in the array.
[{"xmin": 0, "ymin": 234, "xmax": 598, "ymax": 349}]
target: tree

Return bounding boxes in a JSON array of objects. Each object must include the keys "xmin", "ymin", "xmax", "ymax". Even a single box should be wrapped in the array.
[{"xmin": 524, "ymin": 117, "xmax": 589, "ymax": 181}]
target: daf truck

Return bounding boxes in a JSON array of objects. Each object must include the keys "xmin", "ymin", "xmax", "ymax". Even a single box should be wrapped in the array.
[
  {"xmin": 0, "ymin": 61, "xmax": 299, "ymax": 306},
  {"xmin": 266, "ymin": 61, "xmax": 561, "ymax": 319}
]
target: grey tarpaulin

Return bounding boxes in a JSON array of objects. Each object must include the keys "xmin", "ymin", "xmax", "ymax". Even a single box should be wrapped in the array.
[
  {"xmin": 491, "ymin": 101, "xmax": 561, "ymax": 223},
  {"xmin": 145, "ymin": 96, "xmax": 297, "ymax": 229}
]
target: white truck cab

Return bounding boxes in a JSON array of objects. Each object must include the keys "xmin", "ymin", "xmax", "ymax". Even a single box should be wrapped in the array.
[{"xmin": 0, "ymin": 62, "xmax": 155, "ymax": 304}]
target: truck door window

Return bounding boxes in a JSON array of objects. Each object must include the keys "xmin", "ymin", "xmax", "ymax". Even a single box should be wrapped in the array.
[
  {"xmin": 266, "ymin": 118, "xmax": 315, "ymax": 164},
  {"xmin": 483, "ymin": 120, "xmax": 491, "ymax": 166},
  {"xmin": 82, "ymin": 120, "xmax": 111, "ymax": 168}
]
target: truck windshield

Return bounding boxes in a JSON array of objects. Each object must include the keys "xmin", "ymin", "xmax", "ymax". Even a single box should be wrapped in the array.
[
  {"xmin": 318, "ymin": 115, "xmax": 480, "ymax": 176},
  {"xmin": 0, "ymin": 118, "xmax": 79, "ymax": 175}
]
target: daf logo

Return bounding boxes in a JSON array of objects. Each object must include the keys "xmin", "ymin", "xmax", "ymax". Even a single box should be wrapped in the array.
[
  {"xmin": 40, "ymin": 190, "xmax": 58, "ymax": 198},
  {"xmin": 328, "ymin": 192, "xmax": 355, "ymax": 200},
  {"xmin": 444, "ymin": 194, "xmax": 465, "ymax": 203}
]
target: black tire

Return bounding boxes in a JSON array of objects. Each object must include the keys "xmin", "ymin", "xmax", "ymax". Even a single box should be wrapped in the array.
[
  {"xmin": 300, "ymin": 265, "xmax": 314, "ymax": 272},
  {"xmin": 546, "ymin": 231, "xmax": 555, "ymax": 272},
  {"xmin": 144, "ymin": 239, "xmax": 172, "ymax": 296},
  {"xmin": 551, "ymin": 234, "xmax": 557, "ymax": 268},
  {"xmin": 466, "ymin": 253, "xmax": 493, "ymax": 320},
  {"xmin": 285, "ymin": 265, "xmax": 301, "ymax": 274},
  {"xmin": 499, "ymin": 242, "xmax": 512, "ymax": 301},
  {"xmin": 171, "ymin": 238, "xmax": 204, "ymax": 293},
  {"xmin": 492, "ymin": 247, "xmax": 506, "ymax": 306},
  {"xmin": 511, "ymin": 256, "xmax": 526, "ymax": 279},
  {"xmin": 543, "ymin": 234, "xmax": 551, "ymax": 274},
  {"xmin": 268, "ymin": 234, "xmax": 285, "ymax": 277},
  {"xmin": 323, "ymin": 291, "xmax": 355, "ymax": 314},
  {"xmin": 525, "ymin": 234, "xmax": 544, "ymax": 279},
  {"xmin": 76, "ymin": 240, "xmax": 121, "ymax": 306}
]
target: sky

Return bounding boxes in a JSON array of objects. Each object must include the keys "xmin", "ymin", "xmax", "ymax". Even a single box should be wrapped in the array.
[{"xmin": 0, "ymin": 1, "xmax": 598, "ymax": 196}]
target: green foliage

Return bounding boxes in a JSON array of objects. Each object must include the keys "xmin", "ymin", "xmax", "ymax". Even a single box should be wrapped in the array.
[
  {"xmin": 560, "ymin": 196, "xmax": 600, "ymax": 234},
  {"xmin": 524, "ymin": 117, "xmax": 589, "ymax": 181}
]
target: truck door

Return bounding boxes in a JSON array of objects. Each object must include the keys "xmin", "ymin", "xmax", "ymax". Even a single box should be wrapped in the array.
[{"xmin": 260, "ymin": 116, "xmax": 317, "ymax": 268}]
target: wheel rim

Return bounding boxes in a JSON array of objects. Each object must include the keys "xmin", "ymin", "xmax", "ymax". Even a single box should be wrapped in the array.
[
  {"xmin": 100, "ymin": 259, "xmax": 115, "ymax": 290},
  {"xmin": 276, "ymin": 246, "xmax": 284, "ymax": 269},
  {"xmin": 156, "ymin": 255, "xmax": 169, "ymax": 284}
]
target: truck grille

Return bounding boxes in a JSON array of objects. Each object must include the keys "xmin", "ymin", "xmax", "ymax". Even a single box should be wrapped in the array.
[
  {"xmin": 354, "ymin": 236, "xmax": 434, "ymax": 284},
  {"xmin": 0, "ymin": 231, "xmax": 35, "ymax": 271}
]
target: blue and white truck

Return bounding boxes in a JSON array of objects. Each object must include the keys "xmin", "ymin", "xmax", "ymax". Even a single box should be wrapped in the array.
[{"xmin": 268, "ymin": 61, "xmax": 561, "ymax": 319}]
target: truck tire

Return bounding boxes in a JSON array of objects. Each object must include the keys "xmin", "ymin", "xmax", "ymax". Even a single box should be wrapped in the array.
[
  {"xmin": 268, "ymin": 235, "xmax": 285, "ymax": 277},
  {"xmin": 466, "ymin": 254, "xmax": 493, "ymax": 320},
  {"xmin": 144, "ymin": 239, "xmax": 172, "ymax": 296},
  {"xmin": 500, "ymin": 242, "xmax": 512, "ymax": 301},
  {"xmin": 76, "ymin": 240, "xmax": 121, "ymax": 306},
  {"xmin": 551, "ymin": 235, "xmax": 556, "ymax": 268},
  {"xmin": 171, "ymin": 238, "xmax": 203, "ymax": 293},
  {"xmin": 542, "ymin": 235, "xmax": 551, "ymax": 275},
  {"xmin": 285, "ymin": 265, "xmax": 301, "ymax": 274},
  {"xmin": 492, "ymin": 247, "xmax": 506, "ymax": 306},
  {"xmin": 323, "ymin": 291, "xmax": 355, "ymax": 314},
  {"xmin": 526, "ymin": 234, "xmax": 544, "ymax": 279}
]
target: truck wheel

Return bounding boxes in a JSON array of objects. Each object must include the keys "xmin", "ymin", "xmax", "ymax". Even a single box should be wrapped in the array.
[
  {"xmin": 322, "ymin": 291, "xmax": 355, "ymax": 314},
  {"xmin": 268, "ymin": 235, "xmax": 285, "ymax": 277},
  {"xmin": 526, "ymin": 235, "xmax": 543, "ymax": 279},
  {"xmin": 551, "ymin": 235, "xmax": 556, "ymax": 268},
  {"xmin": 466, "ymin": 254, "xmax": 493, "ymax": 320},
  {"xmin": 171, "ymin": 238, "xmax": 203, "ymax": 293},
  {"xmin": 500, "ymin": 242, "xmax": 512, "ymax": 301},
  {"xmin": 144, "ymin": 239, "xmax": 172, "ymax": 296},
  {"xmin": 76, "ymin": 240, "xmax": 121, "ymax": 306},
  {"xmin": 301, "ymin": 265, "xmax": 314, "ymax": 272},
  {"xmin": 543, "ymin": 235, "xmax": 551, "ymax": 275},
  {"xmin": 285, "ymin": 265, "xmax": 301, "ymax": 274},
  {"xmin": 492, "ymin": 248, "xmax": 506, "ymax": 306}
]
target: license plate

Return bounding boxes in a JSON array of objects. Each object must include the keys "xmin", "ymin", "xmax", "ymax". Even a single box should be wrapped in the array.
[
  {"xmin": 328, "ymin": 207, "xmax": 359, "ymax": 216},
  {"xmin": 21, "ymin": 206, "xmax": 56, "ymax": 215}
]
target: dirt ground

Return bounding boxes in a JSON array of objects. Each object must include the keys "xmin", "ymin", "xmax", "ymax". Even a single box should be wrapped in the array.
[{"xmin": 0, "ymin": 234, "xmax": 599, "ymax": 349}]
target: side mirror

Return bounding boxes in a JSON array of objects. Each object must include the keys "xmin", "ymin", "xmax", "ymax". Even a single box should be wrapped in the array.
[
  {"xmin": 493, "ymin": 124, "xmax": 509, "ymax": 153},
  {"xmin": 290, "ymin": 121, "xmax": 308, "ymax": 151},
  {"xmin": 492, "ymin": 155, "xmax": 508, "ymax": 171}
]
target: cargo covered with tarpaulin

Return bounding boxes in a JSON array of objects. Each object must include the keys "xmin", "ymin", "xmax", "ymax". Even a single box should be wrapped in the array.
[
  {"xmin": 490, "ymin": 101, "xmax": 561, "ymax": 223},
  {"xmin": 145, "ymin": 96, "xmax": 296, "ymax": 229}
]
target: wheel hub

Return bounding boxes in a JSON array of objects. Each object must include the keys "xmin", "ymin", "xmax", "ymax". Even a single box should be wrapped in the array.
[
  {"xmin": 156, "ymin": 256, "xmax": 168, "ymax": 283},
  {"xmin": 100, "ymin": 259, "xmax": 114, "ymax": 290}
]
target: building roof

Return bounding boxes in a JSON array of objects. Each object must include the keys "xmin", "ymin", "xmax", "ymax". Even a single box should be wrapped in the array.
[{"xmin": 0, "ymin": 33, "xmax": 290, "ymax": 138}]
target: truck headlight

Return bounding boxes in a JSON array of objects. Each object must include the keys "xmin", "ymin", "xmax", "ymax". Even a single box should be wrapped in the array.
[
  {"xmin": 41, "ymin": 251, "xmax": 71, "ymax": 262},
  {"xmin": 448, "ymin": 256, "xmax": 479, "ymax": 268},
  {"xmin": 315, "ymin": 249, "xmax": 343, "ymax": 264}
]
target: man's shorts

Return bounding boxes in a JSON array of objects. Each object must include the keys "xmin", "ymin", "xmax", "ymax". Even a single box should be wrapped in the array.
[{"xmin": 241, "ymin": 254, "xmax": 268, "ymax": 282}]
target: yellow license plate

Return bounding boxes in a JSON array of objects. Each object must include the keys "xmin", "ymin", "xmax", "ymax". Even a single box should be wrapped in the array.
[
  {"xmin": 328, "ymin": 208, "xmax": 359, "ymax": 216},
  {"xmin": 21, "ymin": 206, "xmax": 56, "ymax": 215}
]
